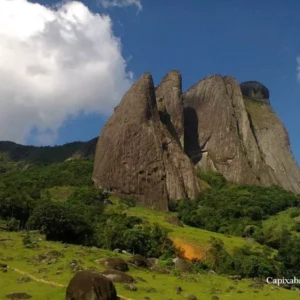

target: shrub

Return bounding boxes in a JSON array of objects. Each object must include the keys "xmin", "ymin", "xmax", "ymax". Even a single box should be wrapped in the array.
[
  {"xmin": 6, "ymin": 218, "xmax": 20, "ymax": 231},
  {"xmin": 22, "ymin": 232, "xmax": 33, "ymax": 248}
]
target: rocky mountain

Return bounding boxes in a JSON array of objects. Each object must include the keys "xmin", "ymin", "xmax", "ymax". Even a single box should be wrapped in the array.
[
  {"xmin": 93, "ymin": 71, "xmax": 300, "ymax": 210},
  {"xmin": 92, "ymin": 73, "xmax": 200, "ymax": 211}
]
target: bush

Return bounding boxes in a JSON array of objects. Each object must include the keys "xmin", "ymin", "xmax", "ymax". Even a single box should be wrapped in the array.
[
  {"xmin": 22, "ymin": 232, "xmax": 33, "ymax": 248},
  {"xmin": 28, "ymin": 202, "xmax": 93, "ymax": 244},
  {"xmin": 168, "ymin": 201, "xmax": 179, "ymax": 212},
  {"xmin": 290, "ymin": 211, "xmax": 299, "ymax": 218},
  {"xmin": 196, "ymin": 170, "xmax": 227, "ymax": 189},
  {"xmin": 120, "ymin": 196, "xmax": 136, "ymax": 208},
  {"xmin": 6, "ymin": 218, "xmax": 20, "ymax": 231}
]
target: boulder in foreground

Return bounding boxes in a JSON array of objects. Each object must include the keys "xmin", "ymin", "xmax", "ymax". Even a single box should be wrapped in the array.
[{"xmin": 66, "ymin": 270, "xmax": 119, "ymax": 300}]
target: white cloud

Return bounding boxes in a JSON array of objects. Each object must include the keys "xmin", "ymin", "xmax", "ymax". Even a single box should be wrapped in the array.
[
  {"xmin": 99, "ymin": 0, "xmax": 142, "ymax": 11},
  {"xmin": 0, "ymin": 0, "xmax": 133, "ymax": 144}
]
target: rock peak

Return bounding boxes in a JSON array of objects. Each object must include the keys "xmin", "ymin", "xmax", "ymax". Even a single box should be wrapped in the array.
[
  {"xmin": 240, "ymin": 81, "xmax": 270, "ymax": 103},
  {"xmin": 93, "ymin": 72, "xmax": 200, "ymax": 211}
]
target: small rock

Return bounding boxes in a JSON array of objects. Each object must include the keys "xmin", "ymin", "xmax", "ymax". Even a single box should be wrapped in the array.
[
  {"xmin": 166, "ymin": 216, "xmax": 183, "ymax": 227},
  {"xmin": 150, "ymin": 265, "xmax": 169, "ymax": 274},
  {"xmin": 173, "ymin": 257, "xmax": 191, "ymax": 272},
  {"xmin": 136, "ymin": 276, "xmax": 147, "ymax": 282},
  {"xmin": 6, "ymin": 293, "xmax": 32, "ymax": 299},
  {"xmin": 17, "ymin": 276, "xmax": 31, "ymax": 283},
  {"xmin": 228, "ymin": 275, "xmax": 241, "ymax": 280},
  {"xmin": 98, "ymin": 258, "xmax": 129, "ymax": 272},
  {"xmin": 128, "ymin": 254, "xmax": 150, "ymax": 268},
  {"xmin": 175, "ymin": 286, "xmax": 182, "ymax": 294},
  {"xmin": 101, "ymin": 269, "xmax": 134, "ymax": 283},
  {"xmin": 187, "ymin": 295, "xmax": 198, "ymax": 300},
  {"xmin": 145, "ymin": 287, "xmax": 157, "ymax": 293},
  {"xmin": 147, "ymin": 258, "xmax": 158, "ymax": 267},
  {"xmin": 124, "ymin": 284, "xmax": 137, "ymax": 291}
]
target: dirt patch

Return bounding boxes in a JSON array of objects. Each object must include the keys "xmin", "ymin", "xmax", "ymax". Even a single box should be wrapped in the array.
[
  {"xmin": 166, "ymin": 216, "xmax": 183, "ymax": 227},
  {"xmin": 171, "ymin": 237, "xmax": 207, "ymax": 261}
]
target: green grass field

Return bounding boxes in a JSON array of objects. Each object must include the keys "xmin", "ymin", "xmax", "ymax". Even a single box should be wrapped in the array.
[
  {"xmin": 1, "ymin": 231, "xmax": 299, "ymax": 300},
  {"xmin": 263, "ymin": 207, "xmax": 300, "ymax": 233}
]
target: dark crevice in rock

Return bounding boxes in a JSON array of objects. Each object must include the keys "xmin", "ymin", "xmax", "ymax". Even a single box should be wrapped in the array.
[
  {"xmin": 159, "ymin": 111, "xmax": 182, "ymax": 147},
  {"xmin": 183, "ymin": 107, "xmax": 202, "ymax": 165},
  {"xmin": 246, "ymin": 111, "xmax": 263, "ymax": 157}
]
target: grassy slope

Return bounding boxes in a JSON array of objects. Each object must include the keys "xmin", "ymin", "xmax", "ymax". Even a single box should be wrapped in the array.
[
  {"xmin": 123, "ymin": 203, "xmax": 263, "ymax": 257},
  {"xmin": 263, "ymin": 207, "xmax": 300, "ymax": 232},
  {"xmin": 1, "ymin": 231, "xmax": 299, "ymax": 300}
]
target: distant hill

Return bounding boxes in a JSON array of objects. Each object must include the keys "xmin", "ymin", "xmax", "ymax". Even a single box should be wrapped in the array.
[{"xmin": 0, "ymin": 137, "xmax": 97, "ymax": 172}]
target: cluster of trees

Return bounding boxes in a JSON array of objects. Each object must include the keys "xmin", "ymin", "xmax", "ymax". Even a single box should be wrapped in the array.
[
  {"xmin": 199, "ymin": 232, "xmax": 300, "ymax": 279},
  {"xmin": 176, "ymin": 170, "xmax": 300, "ymax": 240},
  {"xmin": 198, "ymin": 237, "xmax": 277, "ymax": 278},
  {"xmin": 0, "ymin": 160, "xmax": 93, "ymax": 227},
  {"xmin": 172, "ymin": 170, "xmax": 300, "ymax": 278},
  {"xmin": 0, "ymin": 160, "xmax": 172, "ymax": 258}
]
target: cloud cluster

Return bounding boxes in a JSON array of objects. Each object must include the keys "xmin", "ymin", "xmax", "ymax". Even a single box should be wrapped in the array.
[
  {"xmin": 0, "ymin": 0, "xmax": 133, "ymax": 144},
  {"xmin": 99, "ymin": 0, "xmax": 142, "ymax": 11}
]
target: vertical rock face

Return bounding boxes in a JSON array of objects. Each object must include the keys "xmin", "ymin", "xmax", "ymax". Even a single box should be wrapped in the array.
[
  {"xmin": 155, "ymin": 70, "xmax": 184, "ymax": 147},
  {"xmin": 183, "ymin": 75, "xmax": 261, "ymax": 185},
  {"xmin": 93, "ymin": 73, "xmax": 200, "ymax": 211},
  {"xmin": 183, "ymin": 75, "xmax": 300, "ymax": 193},
  {"xmin": 244, "ymin": 97, "xmax": 300, "ymax": 193}
]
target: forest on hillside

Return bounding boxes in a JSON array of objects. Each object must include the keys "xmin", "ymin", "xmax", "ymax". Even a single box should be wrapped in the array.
[{"xmin": 0, "ymin": 154, "xmax": 300, "ymax": 280}]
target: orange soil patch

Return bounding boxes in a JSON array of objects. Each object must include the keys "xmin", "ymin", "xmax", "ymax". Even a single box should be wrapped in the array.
[{"xmin": 171, "ymin": 237, "xmax": 208, "ymax": 261}]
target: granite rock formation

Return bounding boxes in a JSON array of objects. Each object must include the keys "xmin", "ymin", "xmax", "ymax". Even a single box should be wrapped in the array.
[
  {"xmin": 240, "ymin": 81, "xmax": 270, "ymax": 104},
  {"xmin": 93, "ymin": 73, "xmax": 200, "ymax": 211},
  {"xmin": 244, "ymin": 93, "xmax": 300, "ymax": 193},
  {"xmin": 183, "ymin": 75, "xmax": 300, "ymax": 193},
  {"xmin": 93, "ymin": 71, "xmax": 300, "ymax": 210},
  {"xmin": 155, "ymin": 70, "xmax": 184, "ymax": 147}
]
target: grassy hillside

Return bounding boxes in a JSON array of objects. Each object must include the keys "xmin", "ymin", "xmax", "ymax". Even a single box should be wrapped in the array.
[
  {"xmin": 263, "ymin": 207, "xmax": 300, "ymax": 233},
  {"xmin": 1, "ymin": 147, "xmax": 300, "ymax": 299},
  {"xmin": 1, "ymin": 231, "xmax": 299, "ymax": 300},
  {"xmin": 123, "ymin": 204, "xmax": 263, "ymax": 258}
]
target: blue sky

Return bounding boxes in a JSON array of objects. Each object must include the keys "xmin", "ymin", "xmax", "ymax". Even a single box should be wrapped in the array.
[{"xmin": 14, "ymin": 1, "xmax": 300, "ymax": 164}]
